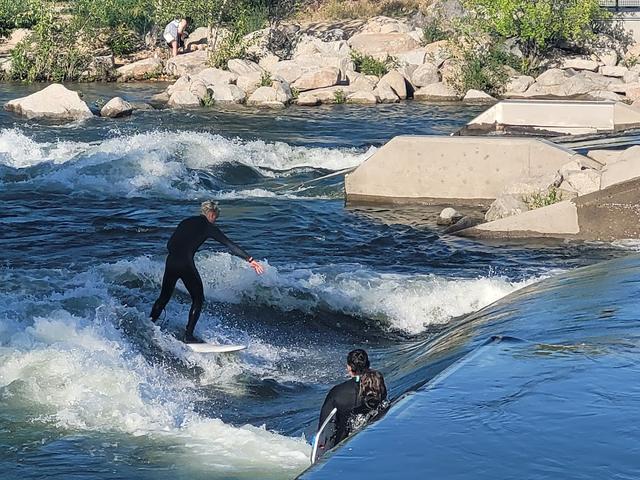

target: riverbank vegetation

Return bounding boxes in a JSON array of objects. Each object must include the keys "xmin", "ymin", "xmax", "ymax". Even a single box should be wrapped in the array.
[{"xmin": 0, "ymin": 0, "xmax": 615, "ymax": 96}]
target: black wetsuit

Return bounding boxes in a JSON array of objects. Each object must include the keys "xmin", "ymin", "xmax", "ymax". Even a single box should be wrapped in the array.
[
  {"xmin": 150, "ymin": 215, "xmax": 252, "ymax": 339},
  {"xmin": 318, "ymin": 377, "xmax": 362, "ymax": 445}
]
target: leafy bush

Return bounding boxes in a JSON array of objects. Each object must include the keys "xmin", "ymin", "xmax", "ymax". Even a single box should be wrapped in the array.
[
  {"xmin": 260, "ymin": 71, "xmax": 273, "ymax": 87},
  {"xmin": 351, "ymin": 51, "xmax": 397, "ymax": 77},
  {"xmin": 422, "ymin": 19, "xmax": 447, "ymax": 45},
  {"xmin": 0, "ymin": 0, "xmax": 43, "ymax": 36},
  {"xmin": 108, "ymin": 26, "xmax": 143, "ymax": 56},
  {"xmin": 463, "ymin": 0, "xmax": 608, "ymax": 69},
  {"xmin": 523, "ymin": 187, "xmax": 562, "ymax": 210},
  {"xmin": 9, "ymin": 5, "xmax": 93, "ymax": 82},
  {"xmin": 451, "ymin": 43, "xmax": 520, "ymax": 95},
  {"xmin": 333, "ymin": 89, "xmax": 346, "ymax": 104}
]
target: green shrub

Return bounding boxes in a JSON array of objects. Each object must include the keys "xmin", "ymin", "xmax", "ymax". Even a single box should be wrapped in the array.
[
  {"xmin": 0, "ymin": 0, "xmax": 43, "ymax": 36},
  {"xmin": 351, "ymin": 51, "xmax": 397, "ymax": 77},
  {"xmin": 108, "ymin": 26, "xmax": 143, "ymax": 56},
  {"xmin": 422, "ymin": 19, "xmax": 447, "ymax": 45},
  {"xmin": 523, "ymin": 187, "xmax": 562, "ymax": 210},
  {"xmin": 463, "ymin": 0, "xmax": 608, "ymax": 69},
  {"xmin": 452, "ymin": 43, "xmax": 519, "ymax": 95},
  {"xmin": 333, "ymin": 89, "xmax": 346, "ymax": 104},
  {"xmin": 260, "ymin": 70, "xmax": 273, "ymax": 87},
  {"xmin": 9, "ymin": 5, "xmax": 93, "ymax": 83},
  {"xmin": 201, "ymin": 91, "xmax": 215, "ymax": 107}
]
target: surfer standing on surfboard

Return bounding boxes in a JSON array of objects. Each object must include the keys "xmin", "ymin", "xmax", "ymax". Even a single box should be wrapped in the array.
[{"xmin": 149, "ymin": 200, "xmax": 264, "ymax": 343}]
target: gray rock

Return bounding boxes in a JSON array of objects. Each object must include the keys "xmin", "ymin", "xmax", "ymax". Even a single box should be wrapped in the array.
[
  {"xmin": 211, "ymin": 84, "xmax": 246, "ymax": 104},
  {"xmin": 485, "ymin": 195, "xmax": 529, "ymax": 222},
  {"xmin": 348, "ymin": 32, "xmax": 420, "ymax": 60},
  {"xmin": 380, "ymin": 70, "xmax": 408, "ymax": 99},
  {"xmin": 374, "ymin": 82, "xmax": 400, "ymax": 103},
  {"xmin": 168, "ymin": 90, "xmax": 201, "ymax": 108},
  {"xmin": 411, "ymin": 63, "xmax": 440, "ymax": 88},
  {"xmin": 247, "ymin": 86, "xmax": 286, "ymax": 108},
  {"xmin": 414, "ymin": 82, "xmax": 460, "ymax": 101},
  {"xmin": 5, "ymin": 83, "xmax": 93, "ymax": 121},
  {"xmin": 560, "ymin": 168, "xmax": 601, "ymax": 196},
  {"xmin": 463, "ymin": 89, "xmax": 496, "ymax": 103},
  {"xmin": 100, "ymin": 97, "xmax": 133, "ymax": 118},
  {"xmin": 236, "ymin": 72, "xmax": 263, "ymax": 95},
  {"xmin": 165, "ymin": 50, "xmax": 208, "ymax": 77},
  {"xmin": 437, "ymin": 207, "xmax": 463, "ymax": 226},
  {"xmin": 347, "ymin": 91, "xmax": 378, "ymax": 104},
  {"xmin": 600, "ymin": 65, "xmax": 628, "ymax": 78},
  {"xmin": 505, "ymin": 75, "xmax": 535, "ymax": 95},
  {"xmin": 292, "ymin": 67, "xmax": 340, "ymax": 91},
  {"xmin": 560, "ymin": 57, "xmax": 599, "ymax": 72},
  {"xmin": 117, "ymin": 57, "xmax": 163, "ymax": 81},
  {"xmin": 227, "ymin": 59, "xmax": 263, "ymax": 77},
  {"xmin": 193, "ymin": 68, "xmax": 237, "ymax": 86}
]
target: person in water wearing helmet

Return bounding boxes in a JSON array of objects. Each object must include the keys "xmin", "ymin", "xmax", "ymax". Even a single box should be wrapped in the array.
[
  {"xmin": 150, "ymin": 201, "xmax": 264, "ymax": 343},
  {"xmin": 163, "ymin": 17, "xmax": 192, "ymax": 57},
  {"xmin": 318, "ymin": 349, "xmax": 388, "ymax": 444}
]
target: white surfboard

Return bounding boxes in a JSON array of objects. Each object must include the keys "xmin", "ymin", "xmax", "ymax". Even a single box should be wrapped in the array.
[
  {"xmin": 311, "ymin": 407, "xmax": 337, "ymax": 464},
  {"xmin": 185, "ymin": 343, "xmax": 247, "ymax": 353}
]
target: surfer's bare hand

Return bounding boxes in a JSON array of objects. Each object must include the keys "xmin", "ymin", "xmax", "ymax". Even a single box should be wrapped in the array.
[{"xmin": 249, "ymin": 260, "xmax": 264, "ymax": 275}]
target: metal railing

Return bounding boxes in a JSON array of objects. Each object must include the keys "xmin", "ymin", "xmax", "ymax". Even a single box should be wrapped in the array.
[{"xmin": 600, "ymin": 0, "xmax": 640, "ymax": 11}]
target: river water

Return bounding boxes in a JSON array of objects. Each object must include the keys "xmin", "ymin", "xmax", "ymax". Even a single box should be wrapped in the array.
[{"xmin": 0, "ymin": 83, "xmax": 637, "ymax": 479}]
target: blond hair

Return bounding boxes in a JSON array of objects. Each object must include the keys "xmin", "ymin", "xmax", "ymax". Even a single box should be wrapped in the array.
[{"xmin": 200, "ymin": 200, "xmax": 220, "ymax": 217}]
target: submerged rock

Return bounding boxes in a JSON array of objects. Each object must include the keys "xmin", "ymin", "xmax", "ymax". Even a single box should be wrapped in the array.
[{"xmin": 437, "ymin": 208, "xmax": 463, "ymax": 226}]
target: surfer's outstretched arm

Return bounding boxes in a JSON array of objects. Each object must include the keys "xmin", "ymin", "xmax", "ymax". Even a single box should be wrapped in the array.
[{"xmin": 207, "ymin": 224, "xmax": 264, "ymax": 274}]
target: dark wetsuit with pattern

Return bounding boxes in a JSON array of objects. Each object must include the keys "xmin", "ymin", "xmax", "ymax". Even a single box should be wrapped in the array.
[{"xmin": 150, "ymin": 215, "xmax": 251, "ymax": 340}]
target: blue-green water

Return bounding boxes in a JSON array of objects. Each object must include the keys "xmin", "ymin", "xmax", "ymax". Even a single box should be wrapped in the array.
[{"xmin": 0, "ymin": 83, "xmax": 637, "ymax": 479}]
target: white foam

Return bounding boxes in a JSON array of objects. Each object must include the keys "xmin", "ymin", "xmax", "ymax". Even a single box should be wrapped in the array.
[
  {"xmin": 0, "ymin": 309, "xmax": 311, "ymax": 476},
  {"xmin": 126, "ymin": 253, "xmax": 540, "ymax": 335},
  {"xmin": 0, "ymin": 128, "xmax": 86, "ymax": 168},
  {"xmin": 0, "ymin": 129, "xmax": 370, "ymax": 199}
]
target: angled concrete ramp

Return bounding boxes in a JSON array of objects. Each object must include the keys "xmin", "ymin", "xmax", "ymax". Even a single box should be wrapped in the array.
[
  {"xmin": 458, "ymin": 176, "xmax": 640, "ymax": 241},
  {"xmin": 458, "ymin": 100, "xmax": 640, "ymax": 136},
  {"xmin": 345, "ymin": 136, "xmax": 595, "ymax": 205}
]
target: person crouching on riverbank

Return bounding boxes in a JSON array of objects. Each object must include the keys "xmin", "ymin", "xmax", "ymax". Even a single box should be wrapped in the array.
[{"xmin": 163, "ymin": 17, "xmax": 192, "ymax": 57}]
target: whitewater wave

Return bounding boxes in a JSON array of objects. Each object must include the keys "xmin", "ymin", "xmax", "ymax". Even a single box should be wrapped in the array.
[
  {"xmin": 0, "ymin": 310, "xmax": 310, "ymax": 476},
  {"xmin": 0, "ymin": 128, "xmax": 371, "ymax": 199},
  {"xmin": 117, "ymin": 253, "xmax": 541, "ymax": 335}
]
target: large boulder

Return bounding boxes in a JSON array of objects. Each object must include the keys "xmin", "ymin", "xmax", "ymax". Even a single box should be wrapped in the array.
[
  {"xmin": 168, "ymin": 90, "xmax": 201, "ymax": 108},
  {"xmin": 485, "ymin": 195, "xmax": 529, "ymax": 222},
  {"xmin": 374, "ymin": 82, "xmax": 400, "ymax": 103},
  {"xmin": 347, "ymin": 72, "xmax": 377, "ymax": 92},
  {"xmin": 411, "ymin": 63, "xmax": 440, "ymax": 88},
  {"xmin": 292, "ymin": 67, "xmax": 340, "ymax": 91},
  {"xmin": 348, "ymin": 32, "xmax": 421, "ymax": 60},
  {"xmin": 266, "ymin": 60, "xmax": 304, "ymax": 84},
  {"xmin": 184, "ymin": 27, "xmax": 209, "ymax": 50},
  {"xmin": 360, "ymin": 16, "xmax": 412, "ymax": 34},
  {"xmin": 117, "ymin": 57, "xmax": 163, "ymax": 81},
  {"xmin": 560, "ymin": 57, "xmax": 599, "ymax": 72},
  {"xmin": 211, "ymin": 84, "xmax": 246, "ymax": 104},
  {"xmin": 100, "ymin": 97, "xmax": 133, "ymax": 118},
  {"xmin": 395, "ymin": 47, "xmax": 428, "ymax": 66},
  {"xmin": 379, "ymin": 70, "xmax": 408, "ymax": 99},
  {"xmin": 560, "ymin": 167, "xmax": 601, "ymax": 196},
  {"xmin": 463, "ymin": 89, "xmax": 496, "ymax": 103},
  {"xmin": 236, "ymin": 71, "xmax": 263, "ymax": 95},
  {"xmin": 165, "ymin": 50, "xmax": 208, "ymax": 77},
  {"xmin": 423, "ymin": 40, "xmax": 451, "ymax": 68},
  {"xmin": 413, "ymin": 82, "xmax": 460, "ymax": 101},
  {"xmin": 193, "ymin": 68, "xmax": 237, "ymax": 86},
  {"xmin": 347, "ymin": 91, "xmax": 379, "ymax": 104},
  {"xmin": 247, "ymin": 86, "xmax": 285, "ymax": 108},
  {"xmin": 227, "ymin": 59, "xmax": 263, "ymax": 77},
  {"xmin": 293, "ymin": 36, "xmax": 351, "ymax": 58},
  {"xmin": 505, "ymin": 75, "xmax": 535, "ymax": 95},
  {"xmin": 5, "ymin": 84, "xmax": 93, "ymax": 121},
  {"xmin": 600, "ymin": 66, "xmax": 628, "ymax": 78}
]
